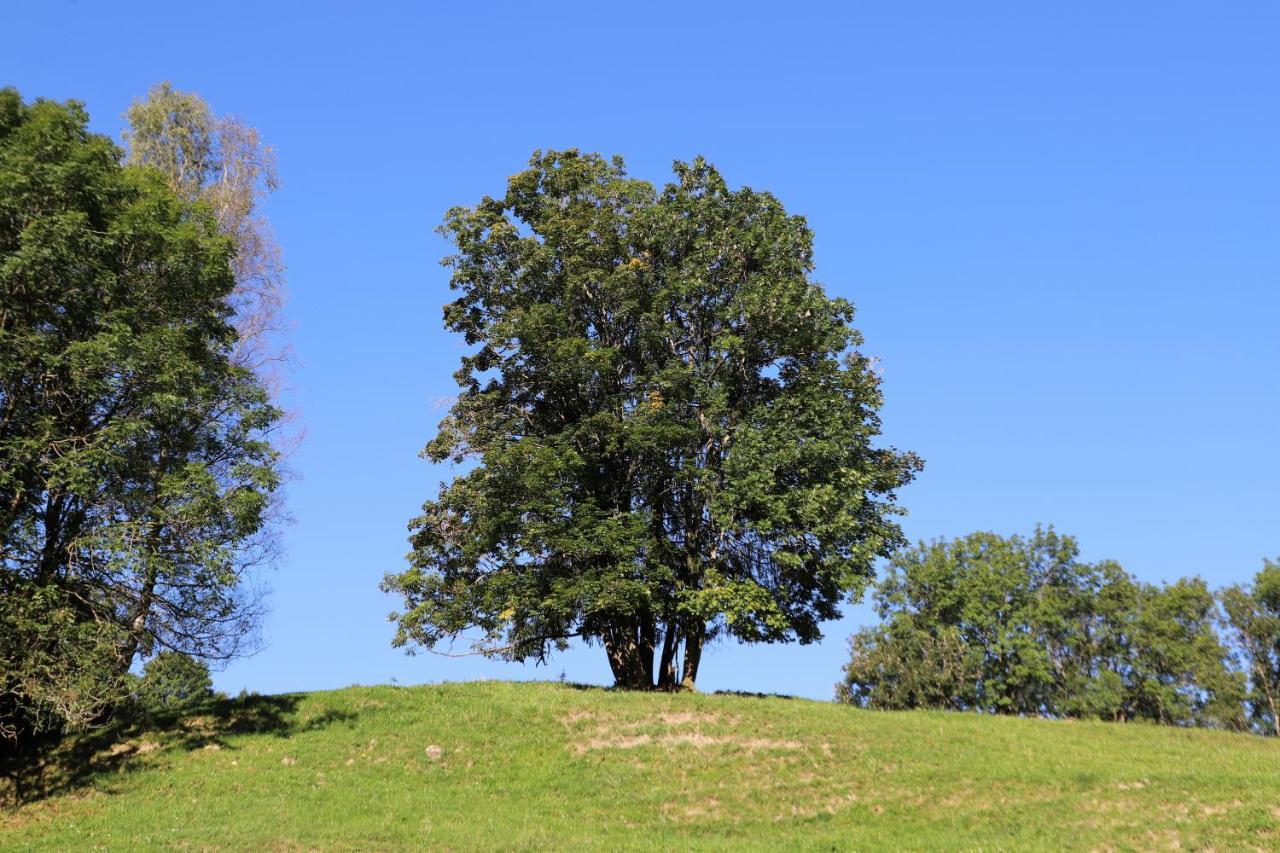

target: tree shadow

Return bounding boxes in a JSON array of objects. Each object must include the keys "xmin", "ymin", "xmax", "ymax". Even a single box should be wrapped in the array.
[
  {"xmin": 559, "ymin": 681, "xmax": 611, "ymax": 692},
  {"xmin": 712, "ymin": 689, "xmax": 797, "ymax": 701},
  {"xmin": 1, "ymin": 692, "xmax": 356, "ymax": 808}
]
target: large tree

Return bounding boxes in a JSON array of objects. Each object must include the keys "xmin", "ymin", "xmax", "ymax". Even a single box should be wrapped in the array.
[
  {"xmin": 383, "ymin": 150, "xmax": 920, "ymax": 689},
  {"xmin": 0, "ymin": 90, "xmax": 282, "ymax": 742}
]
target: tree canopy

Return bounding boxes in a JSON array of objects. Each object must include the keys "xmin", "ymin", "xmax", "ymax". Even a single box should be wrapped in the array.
[
  {"xmin": 1221, "ymin": 559, "xmax": 1280, "ymax": 736},
  {"xmin": 123, "ymin": 82, "xmax": 287, "ymax": 379},
  {"xmin": 383, "ymin": 150, "xmax": 920, "ymax": 689},
  {"xmin": 839, "ymin": 528, "xmax": 1246, "ymax": 729},
  {"xmin": 0, "ymin": 89, "xmax": 282, "ymax": 743},
  {"xmin": 132, "ymin": 651, "xmax": 215, "ymax": 715}
]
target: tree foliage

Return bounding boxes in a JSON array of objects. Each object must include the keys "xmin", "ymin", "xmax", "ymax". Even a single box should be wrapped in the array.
[
  {"xmin": 383, "ymin": 150, "xmax": 920, "ymax": 689},
  {"xmin": 1221, "ymin": 559, "xmax": 1280, "ymax": 736},
  {"xmin": 839, "ymin": 528, "xmax": 1245, "ymax": 729},
  {"xmin": 123, "ymin": 82, "xmax": 286, "ymax": 379},
  {"xmin": 0, "ymin": 89, "xmax": 282, "ymax": 743},
  {"xmin": 132, "ymin": 651, "xmax": 214, "ymax": 714}
]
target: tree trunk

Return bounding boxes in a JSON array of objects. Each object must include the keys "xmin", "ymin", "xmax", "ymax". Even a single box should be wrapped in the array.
[
  {"xmin": 116, "ymin": 549, "xmax": 160, "ymax": 676},
  {"xmin": 117, "ymin": 474, "xmax": 169, "ymax": 675},
  {"xmin": 603, "ymin": 621, "xmax": 652, "ymax": 689},
  {"xmin": 681, "ymin": 622, "xmax": 703, "ymax": 690},
  {"xmin": 657, "ymin": 618, "xmax": 679, "ymax": 690},
  {"xmin": 35, "ymin": 493, "xmax": 67, "ymax": 582},
  {"xmin": 639, "ymin": 618, "xmax": 656, "ymax": 687},
  {"xmin": 603, "ymin": 631, "xmax": 635, "ymax": 687}
]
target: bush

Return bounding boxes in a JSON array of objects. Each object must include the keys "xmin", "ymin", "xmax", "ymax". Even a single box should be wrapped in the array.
[
  {"xmin": 839, "ymin": 527, "xmax": 1245, "ymax": 728},
  {"xmin": 134, "ymin": 652, "xmax": 214, "ymax": 714}
]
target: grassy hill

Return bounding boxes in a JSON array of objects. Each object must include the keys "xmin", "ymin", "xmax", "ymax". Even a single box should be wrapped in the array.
[{"xmin": 3, "ymin": 681, "xmax": 1278, "ymax": 850}]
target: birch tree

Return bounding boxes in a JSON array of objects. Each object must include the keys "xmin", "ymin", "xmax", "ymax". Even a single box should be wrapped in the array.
[{"xmin": 123, "ymin": 82, "xmax": 287, "ymax": 380}]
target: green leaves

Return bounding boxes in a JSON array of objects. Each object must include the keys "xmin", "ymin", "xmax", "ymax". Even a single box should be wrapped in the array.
[
  {"xmin": 385, "ymin": 149, "xmax": 918, "ymax": 687},
  {"xmin": 132, "ymin": 651, "xmax": 214, "ymax": 715},
  {"xmin": 1221, "ymin": 559, "xmax": 1280, "ymax": 735},
  {"xmin": 1, "ymin": 89, "xmax": 282, "ymax": 740},
  {"xmin": 841, "ymin": 528, "xmax": 1246, "ymax": 730}
]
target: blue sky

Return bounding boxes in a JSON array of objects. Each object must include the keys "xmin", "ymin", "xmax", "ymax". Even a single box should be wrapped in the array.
[{"xmin": 8, "ymin": 2, "xmax": 1278, "ymax": 700}]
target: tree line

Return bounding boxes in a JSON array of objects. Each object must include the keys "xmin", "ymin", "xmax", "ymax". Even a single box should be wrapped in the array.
[{"xmin": 838, "ymin": 527, "xmax": 1280, "ymax": 735}]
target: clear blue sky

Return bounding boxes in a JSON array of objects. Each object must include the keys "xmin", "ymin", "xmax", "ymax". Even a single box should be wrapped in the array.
[{"xmin": 8, "ymin": 2, "xmax": 1278, "ymax": 700}]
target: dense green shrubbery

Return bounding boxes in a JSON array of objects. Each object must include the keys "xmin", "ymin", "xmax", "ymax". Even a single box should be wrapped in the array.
[
  {"xmin": 840, "ymin": 528, "xmax": 1278, "ymax": 733},
  {"xmin": 131, "ymin": 652, "xmax": 215, "ymax": 715}
]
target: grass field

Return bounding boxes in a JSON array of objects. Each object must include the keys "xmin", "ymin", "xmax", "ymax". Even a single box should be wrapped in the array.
[{"xmin": 3, "ymin": 680, "xmax": 1279, "ymax": 850}]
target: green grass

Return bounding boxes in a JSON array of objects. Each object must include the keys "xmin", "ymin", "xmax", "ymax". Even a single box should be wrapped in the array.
[{"xmin": 3, "ymin": 681, "xmax": 1279, "ymax": 850}]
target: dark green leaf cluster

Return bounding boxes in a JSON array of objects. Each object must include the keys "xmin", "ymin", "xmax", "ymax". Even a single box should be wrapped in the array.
[
  {"xmin": 383, "ymin": 150, "xmax": 920, "ymax": 688},
  {"xmin": 0, "ymin": 90, "xmax": 282, "ymax": 741},
  {"xmin": 130, "ymin": 651, "xmax": 214, "ymax": 715},
  {"xmin": 839, "ymin": 528, "xmax": 1247, "ymax": 729}
]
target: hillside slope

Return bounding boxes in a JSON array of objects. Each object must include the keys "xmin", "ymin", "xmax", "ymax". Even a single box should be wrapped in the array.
[{"xmin": 3, "ymin": 681, "xmax": 1278, "ymax": 850}]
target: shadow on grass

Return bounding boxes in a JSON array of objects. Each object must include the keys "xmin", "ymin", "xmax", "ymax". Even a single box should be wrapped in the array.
[
  {"xmin": 712, "ymin": 689, "xmax": 797, "ymax": 701},
  {"xmin": 1, "ymin": 693, "xmax": 356, "ymax": 809},
  {"xmin": 559, "ymin": 681, "xmax": 611, "ymax": 692}
]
